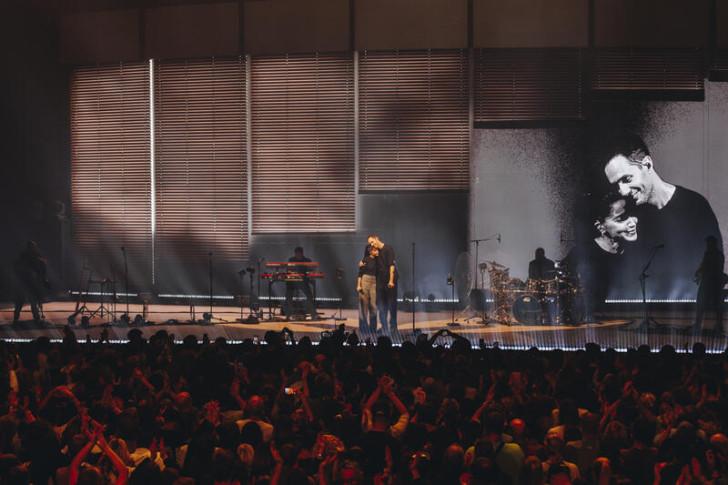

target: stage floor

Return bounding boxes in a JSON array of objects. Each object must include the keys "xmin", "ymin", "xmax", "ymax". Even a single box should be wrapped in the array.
[{"xmin": 1, "ymin": 301, "xmax": 726, "ymax": 352}]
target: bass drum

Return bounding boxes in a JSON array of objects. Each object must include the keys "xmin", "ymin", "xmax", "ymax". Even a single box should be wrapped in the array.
[{"xmin": 512, "ymin": 294, "xmax": 557, "ymax": 325}]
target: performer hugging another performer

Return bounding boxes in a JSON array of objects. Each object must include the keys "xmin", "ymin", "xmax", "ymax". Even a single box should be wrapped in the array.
[{"xmin": 362, "ymin": 234, "xmax": 398, "ymax": 335}]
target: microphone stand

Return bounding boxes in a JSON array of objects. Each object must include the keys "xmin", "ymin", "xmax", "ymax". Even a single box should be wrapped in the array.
[
  {"xmin": 238, "ymin": 267, "xmax": 260, "ymax": 324},
  {"xmin": 236, "ymin": 269, "xmax": 246, "ymax": 322},
  {"xmin": 332, "ymin": 268, "xmax": 346, "ymax": 325},
  {"xmin": 206, "ymin": 252, "xmax": 214, "ymax": 323},
  {"xmin": 447, "ymin": 275, "xmax": 460, "ymax": 327},
  {"xmin": 122, "ymin": 246, "xmax": 130, "ymax": 324},
  {"xmin": 467, "ymin": 234, "xmax": 500, "ymax": 324},
  {"xmin": 628, "ymin": 245, "xmax": 664, "ymax": 331},
  {"xmin": 412, "ymin": 242, "xmax": 416, "ymax": 335}
]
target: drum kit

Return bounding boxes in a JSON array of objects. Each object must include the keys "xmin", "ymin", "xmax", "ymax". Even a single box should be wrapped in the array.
[{"xmin": 485, "ymin": 261, "xmax": 582, "ymax": 325}]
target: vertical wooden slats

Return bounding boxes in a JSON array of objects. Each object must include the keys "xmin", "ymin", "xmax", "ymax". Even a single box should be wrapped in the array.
[
  {"xmin": 154, "ymin": 57, "xmax": 248, "ymax": 279},
  {"xmin": 474, "ymin": 49, "xmax": 583, "ymax": 122},
  {"xmin": 359, "ymin": 49, "xmax": 469, "ymax": 191},
  {"xmin": 250, "ymin": 53, "xmax": 355, "ymax": 233},
  {"xmin": 70, "ymin": 62, "xmax": 151, "ymax": 283},
  {"xmin": 592, "ymin": 49, "xmax": 704, "ymax": 91}
]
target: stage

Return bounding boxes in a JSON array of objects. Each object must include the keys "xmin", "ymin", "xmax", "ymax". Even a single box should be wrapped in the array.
[{"xmin": 2, "ymin": 300, "xmax": 726, "ymax": 352}]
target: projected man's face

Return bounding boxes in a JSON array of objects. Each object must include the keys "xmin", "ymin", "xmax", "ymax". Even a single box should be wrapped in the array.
[
  {"xmin": 602, "ymin": 199, "xmax": 638, "ymax": 242},
  {"xmin": 604, "ymin": 155, "xmax": 652, "ymax": 206}
]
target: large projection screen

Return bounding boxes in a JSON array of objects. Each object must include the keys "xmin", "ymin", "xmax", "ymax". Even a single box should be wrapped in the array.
[{"xmin": 471, "ymin": 83, "xmax": 728, "ymax": 306}]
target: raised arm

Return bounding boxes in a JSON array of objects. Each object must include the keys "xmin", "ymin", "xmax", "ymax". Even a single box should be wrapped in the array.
[
  {"xmin": 363, "ymin": 380, "xmax": 382, "ymax": 412},
  {"xmin": 381, "ymin": 376, "xmax": 409, "ymax": 439},
  {"xmin": 132, "ymin": 368, "xmax": 155, "ymax": 393},
  {"xmin": 472, "ymin": 381, "xmax": 496, "ymax": 423},
  {"xmin": 300, "ymin": 362, "xmax": 314, "ymax": 422},
  {"xmin": 69, "ymin": 429, "xmax": 100, "ymax": 485},
  {"xmin": 270, "ymin": 442, "xmax": 284, "ymax": 485},
  {"xmin": 381, "ymin": 377, "xmax": 406, "ymax": 416},
  {"xmin": 230, "ymin": 377, "xmax": 247, "ymax": 412},
  {"xmin": 96, "ymin": 427, "xmax": 129, "ymax": 485}
]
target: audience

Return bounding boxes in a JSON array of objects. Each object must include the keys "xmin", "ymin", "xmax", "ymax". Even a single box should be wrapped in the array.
[{"xmin": 1, "ymin": 327, "xmax": 728, "ymax": 484}]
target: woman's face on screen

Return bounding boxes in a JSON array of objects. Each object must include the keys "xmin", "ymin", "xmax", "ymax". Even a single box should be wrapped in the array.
[{"xmin": 601, "ymin": 199, "xmax": 638, "ymax": 242}]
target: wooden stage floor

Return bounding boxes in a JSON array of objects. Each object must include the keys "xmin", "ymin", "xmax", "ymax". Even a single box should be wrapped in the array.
[{"xmin": 1, "ymin": 301, "xmax": 726, "ymax": 352}]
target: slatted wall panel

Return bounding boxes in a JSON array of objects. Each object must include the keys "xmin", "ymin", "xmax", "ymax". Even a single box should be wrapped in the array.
[
  {"xmin": 474, "ymin": 49, "xmax": 583, "ymax": 122},
  {"xmin": 251, "ymin": 53, "xmax": 355, "ymax": 233},
  {"xmin": 154, "ymin": 57, "xmax": 248, "ymax": 286},
  {"xmin": 592, "ymin": 49, "xmax": 704, "ymax": 91},
  {"xmin": 712, "ymin": 50, "xmax": 728, "ymax": 72},
  {"xmin": 359, "ymin": 49, "xmax": 469, "ymax": 191},
  {"xmin": 70, "ymin": 63, "xmax": 152, "ymax": 284}
]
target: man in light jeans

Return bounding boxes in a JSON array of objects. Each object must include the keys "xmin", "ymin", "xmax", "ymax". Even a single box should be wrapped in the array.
[{"xmin": 357, "ymin": 245, "xmax": 379, "ymax": 335}]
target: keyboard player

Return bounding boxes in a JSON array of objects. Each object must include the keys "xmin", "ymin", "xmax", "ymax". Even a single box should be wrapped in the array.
[{"xmin": 284, "ymin": 246, "xmax": 317, "ymax": 319}]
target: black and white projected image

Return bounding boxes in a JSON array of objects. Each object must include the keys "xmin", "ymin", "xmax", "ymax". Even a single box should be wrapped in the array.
[
  {"xmin": 473, "ymin": 89, "xmax": 728, "ymax": 309},
  {"xmin": 573, "ymin": 131, "xmax": 723, "ymax": 305}
]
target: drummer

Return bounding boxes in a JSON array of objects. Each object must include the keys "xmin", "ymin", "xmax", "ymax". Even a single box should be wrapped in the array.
[{"xmin": 528, "ymin": 248, "xmax": 556, "ymax": 281}]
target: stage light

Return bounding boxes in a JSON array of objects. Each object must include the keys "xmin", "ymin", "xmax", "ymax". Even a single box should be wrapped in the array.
[
  {"xmin": 258, "ymin": 296, "xmax": 342, "ymax": 302},
  {"xmin": 604, "ymin": 298, "xmax": 721, "ymax": 304},
  {"xmin": 69, "ymin": 291, "xmax": 137, "ymax": 297},
  {"xmin": 158, "ymin": 294, "xmax": 235, "ymax": 300}
]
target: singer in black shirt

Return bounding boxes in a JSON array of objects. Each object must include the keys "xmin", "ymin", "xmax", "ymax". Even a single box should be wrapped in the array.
[{"xmin": 363, "ymin": 234, "xmax": 398, "ymax": 334}]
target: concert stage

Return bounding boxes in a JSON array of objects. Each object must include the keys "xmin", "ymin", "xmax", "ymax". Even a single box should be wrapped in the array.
[{"xmin": 2, "ymin": 300, "xmax": 726, "ymax": 352}]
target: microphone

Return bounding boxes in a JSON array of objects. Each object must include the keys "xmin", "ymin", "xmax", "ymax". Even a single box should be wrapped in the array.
[{"xmin": 497, "ymin": 233, "xmax": 501, "ymax": 244}]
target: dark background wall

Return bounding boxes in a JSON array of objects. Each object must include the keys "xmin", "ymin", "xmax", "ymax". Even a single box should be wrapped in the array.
[{"xmin": 1, "ymin": 2, "xmax": 70, "ymax": 298}]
